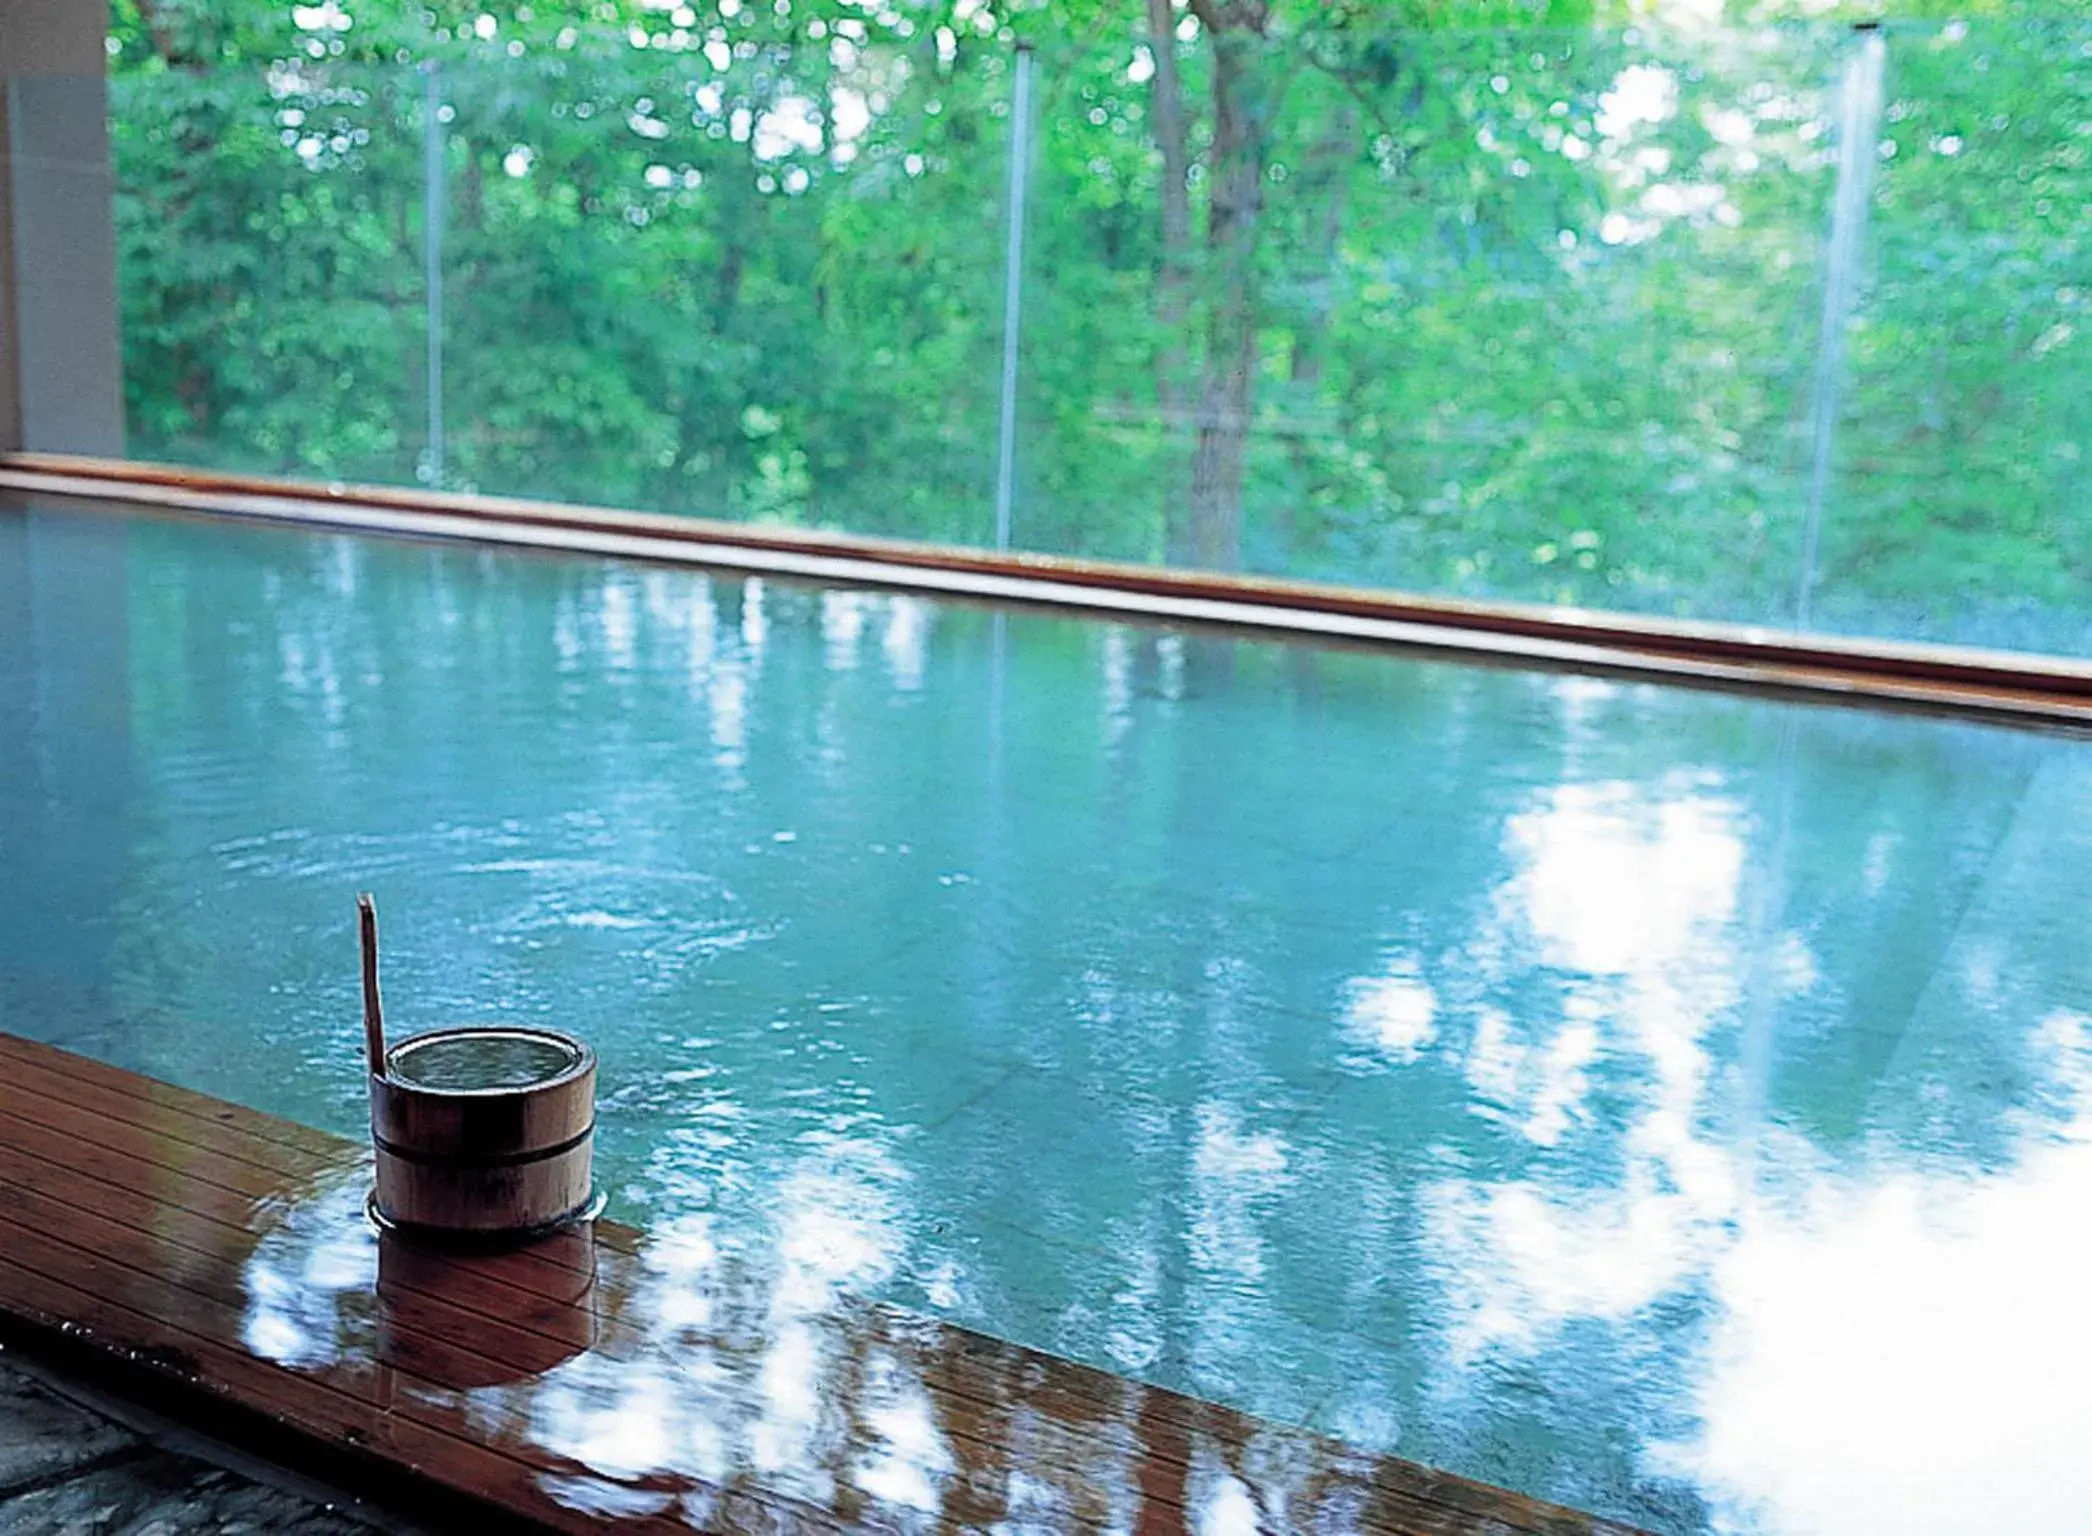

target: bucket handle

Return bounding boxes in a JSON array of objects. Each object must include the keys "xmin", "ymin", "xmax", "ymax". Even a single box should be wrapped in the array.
[{"xmin": 358, "ymin": 892, "xmax": 387, "ymax": 1080}]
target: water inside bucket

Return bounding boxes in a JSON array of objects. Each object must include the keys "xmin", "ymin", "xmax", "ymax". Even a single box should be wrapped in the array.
[{"xmin": 389, "ymin": 1031, "xmax": 579, "ymax": 1091}]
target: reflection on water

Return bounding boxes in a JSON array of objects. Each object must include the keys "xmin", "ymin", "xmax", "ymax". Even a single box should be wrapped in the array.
[
  {"xmin": 6, "ymin": 502, "xmax": 2092, "ymax": 1533},
  {"xmin": 388, "ymin": 1029, "xmax": 581, "ymax": 1089}
]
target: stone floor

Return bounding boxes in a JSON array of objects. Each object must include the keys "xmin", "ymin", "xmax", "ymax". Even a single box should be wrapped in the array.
[{"xmin": 0, "ymin": 1347, "xmax": 427, "ymax": 1536}]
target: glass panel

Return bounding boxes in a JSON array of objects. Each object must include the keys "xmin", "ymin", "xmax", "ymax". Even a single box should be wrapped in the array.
[
  {"xmin": 434, "ymin": 25, "xmax": 1010, "ymax": 538},
  {"xmin": 1012, "ymin": 16, "xmax": 2091, "ymax": 657},
  {"xmin": 1014, "ymin": 21, "xmax": 1847, "ymax": 623},
  {"xmin": 99, "ymin": 14, "xmax": 2090, "ymax": 659},
  {"xmin": 110, "ymin": 56, "xmax": 427, "ymax": 485},
  {"xmin": 1809, "ymin": 17, "xmax": 2092, "ymax": 654}
]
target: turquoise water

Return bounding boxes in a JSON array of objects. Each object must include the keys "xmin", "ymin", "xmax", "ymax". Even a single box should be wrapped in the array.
[{"xmin": 4, "ymin": 499, "xmax": 2091, "ymax": 1534}]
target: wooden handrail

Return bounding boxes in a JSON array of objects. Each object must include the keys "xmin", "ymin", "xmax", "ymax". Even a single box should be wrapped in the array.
[{"xmin": 4, "ymin": 451, "xmax": 2088, "ymax": 729}]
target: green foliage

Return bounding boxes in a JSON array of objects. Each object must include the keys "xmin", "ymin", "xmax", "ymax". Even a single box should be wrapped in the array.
[{"xmin": 107, "ymin": 0, "xmax": 2091, "ymax": 651}]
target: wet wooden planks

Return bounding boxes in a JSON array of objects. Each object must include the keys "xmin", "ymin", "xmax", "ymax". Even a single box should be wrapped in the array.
[{"xmin": 0, "ymin": 1033, "xmax": 1649, "ymax": 1535}]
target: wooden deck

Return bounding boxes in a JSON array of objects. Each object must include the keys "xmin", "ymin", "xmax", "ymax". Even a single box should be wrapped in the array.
[{"xmin": 0, "ymin": 1033, "xmax": 1646, "ymax": 1535}]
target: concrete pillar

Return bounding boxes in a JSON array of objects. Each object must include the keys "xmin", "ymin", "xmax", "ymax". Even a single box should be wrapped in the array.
[{"xmin": 0, "ymin": 0, "xmax": 123, "ymax": 456}]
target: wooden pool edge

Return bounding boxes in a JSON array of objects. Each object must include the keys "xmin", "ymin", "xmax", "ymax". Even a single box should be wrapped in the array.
[
  {"xmin": 5, "ymin": 452, "xmax": 2089, "ymax": 733},
  {"xmin": 0, "ymin": 1032, "xmax": 1653, "ymax": 1536}
]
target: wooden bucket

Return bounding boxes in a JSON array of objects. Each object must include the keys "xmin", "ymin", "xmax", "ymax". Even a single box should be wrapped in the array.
[{"xmin": 368, "ymin": 1026, "xmax": 597, "ymax": 1241}]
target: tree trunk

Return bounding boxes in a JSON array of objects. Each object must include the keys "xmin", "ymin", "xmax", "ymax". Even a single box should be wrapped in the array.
[
  {"xmin": 1181, "ymin": 5, "xmax": 1277, "ymax": 571},
  {"xmin": 131, "ymin": 0, "xmax": 186, "ymax": 67},
  {"xmin": 1280, "ymin": 104, "xmax": 1356, "ymax": 560},
  {"xmin": 1289, "ymin": 104, "xmax": 1356, "ymax": 394}
]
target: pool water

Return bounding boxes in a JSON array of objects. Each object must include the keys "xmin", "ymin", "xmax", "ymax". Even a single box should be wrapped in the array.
[{"xmin": 4, "ymin": 501, "xmax": 2090, "ymax": 1534}]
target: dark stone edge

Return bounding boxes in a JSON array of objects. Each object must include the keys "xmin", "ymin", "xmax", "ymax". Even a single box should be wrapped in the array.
[{"xmin": 0, "ymin": 1308, "xmax": 563, "ymax": 1536}]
